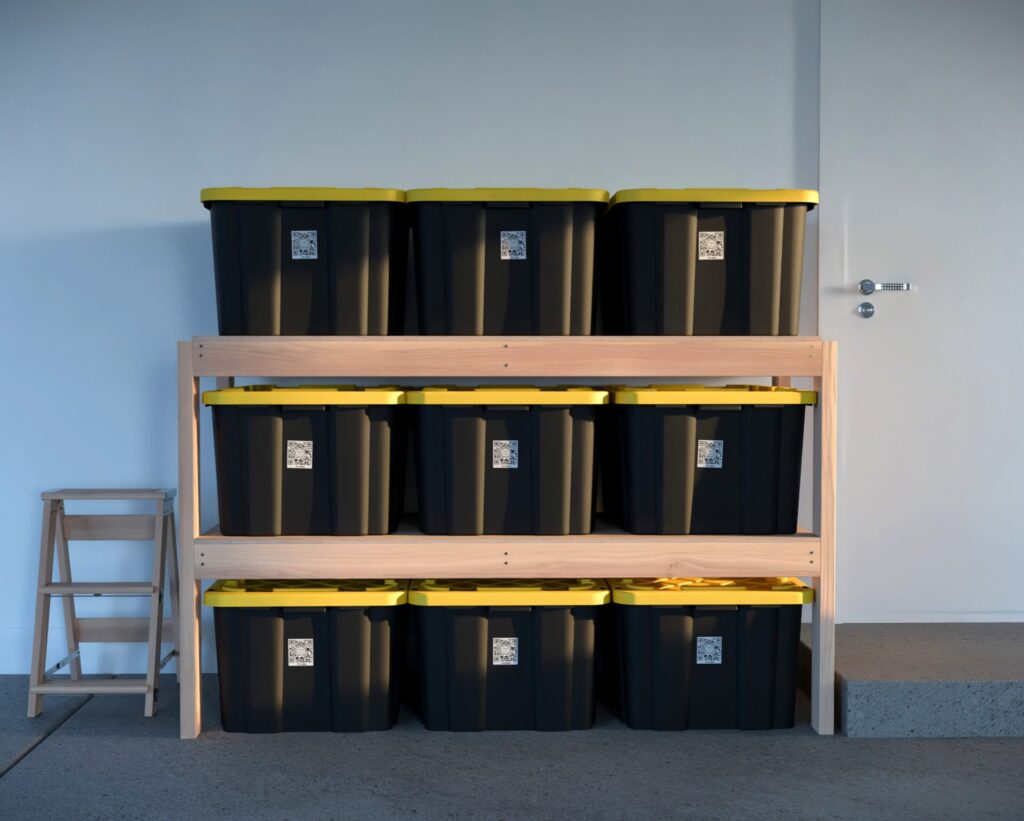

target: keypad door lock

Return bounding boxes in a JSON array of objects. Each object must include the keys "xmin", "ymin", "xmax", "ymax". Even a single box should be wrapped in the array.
[{"xmin": 859, "ymin": 279, "xmax": 912, "ymax": 295}]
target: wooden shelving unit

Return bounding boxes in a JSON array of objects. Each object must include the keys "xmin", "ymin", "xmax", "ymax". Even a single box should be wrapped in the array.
[{"xmin": 177, "ymin": 335, "xmax": 837, "ymax": 739}]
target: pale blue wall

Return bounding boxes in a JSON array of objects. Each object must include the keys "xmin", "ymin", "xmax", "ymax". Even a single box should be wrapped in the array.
[{"xmin": 0, "ymin": 0, "xmax": 819, "ymax": 672}]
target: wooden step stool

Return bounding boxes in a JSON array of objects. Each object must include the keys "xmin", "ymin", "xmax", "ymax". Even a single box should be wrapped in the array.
[{"xmin": 27, "ymin": 489, "xmax": 179, "ymax": 717}]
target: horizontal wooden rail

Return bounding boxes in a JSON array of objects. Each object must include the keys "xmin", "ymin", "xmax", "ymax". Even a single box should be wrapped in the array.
[
  {"xmin": 74, "ymin": 618, "xmax": 176, "ymax": 643},
  {"xmin": 30, "ymin": 679, "xmax": 150, "ymax": 695},
  {"xmin": 191, "ymin": 336, "xmax": 825, "ymax": 378},
  {"xmin": 63, "ymin": 515, "xmax": 156, "ymax": 541},
  {"xmin": 41, "ymin": 582, "xmax": 155, "ymax": 596},
  {"xmin": 195, "ymin": 527, "xmax": 820, "ymax": 580},
  {"xmin": 42, "ymin": 489, "xmax": 175, "ymax": 501}
]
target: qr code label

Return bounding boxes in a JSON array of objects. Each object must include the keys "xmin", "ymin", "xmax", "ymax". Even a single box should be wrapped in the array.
[
  {"xmin": 696, "ymin": 636, "xmax": 723, "ymax": 665},
  {"xmin": 287, "ymin": 638, "xmax": 314, "ymax": 667},
  {"xmin": 291, "ymin": 230, "xmax": 318, "ymax": 260},
  {"xmin": 697, "ymin": 439, "xmax": 724, "ymax": 469},
  {"xmin": 492, "ymin": 439, "xmax": 519, "ymax": 469},
  {"xmin": 500, "ymin": 230, "xmax": 527, "ymax": 260},
  {"xmin": 492, "ymin": 637, "xmax": 519, "ymax": 666},
  {"xmin": 698, "ymin": 230, "xmax": 725, "ymax": 261},
  {"xmin": 286, "ymin": 439, "xmax": 313, "ymax": 470}
]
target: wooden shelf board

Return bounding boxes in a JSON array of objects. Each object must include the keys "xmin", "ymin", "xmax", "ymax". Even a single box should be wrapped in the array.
[
  {"xmin": 195, "ymin": 524, "xmax": 820, "ymax": 580},
  {"xmin": 191, "ymin": 336, "xmax": 824, "ymax": 378}
]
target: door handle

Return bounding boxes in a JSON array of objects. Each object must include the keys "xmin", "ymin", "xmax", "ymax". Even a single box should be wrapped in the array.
[{"xmin": 859, "ymin": 279, "xmax": 912, "ymax": 295}]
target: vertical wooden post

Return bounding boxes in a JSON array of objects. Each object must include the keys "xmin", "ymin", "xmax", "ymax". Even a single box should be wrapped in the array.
[
  {"xmin": 53, "ymin": 503, "xmax": 83, "ymax": 680},
  {"xmin": 143, "ymin": 498, "xmax": 168, "ymax": 716},
  {"xmin": 27, "ymin": 500, "xmax": 58, "ymax": 717},
  {"xmin": 811, "ymin": 340, "xmax": 837, "ymax": 734},
  {"xmin": 177, "ymin": 341, "xmax": 202, "ymax": 738},
  {"xmin": 165, "ymin": 512, "xmax": 181, "ymax": 683}
]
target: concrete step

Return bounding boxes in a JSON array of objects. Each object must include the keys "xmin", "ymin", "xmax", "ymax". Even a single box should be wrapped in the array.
[{"xmin": 801, "ymin": 623, "xmax": 1024, "ymax": 737}]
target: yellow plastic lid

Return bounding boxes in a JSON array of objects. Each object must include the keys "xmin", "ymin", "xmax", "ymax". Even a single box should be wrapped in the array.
[
  {"xmin": 406, "ymin": 387, "xmax": 608, "ymax": 406},
  {"xmin": 200, "ymin": 187, "xmax": 405, "ymax": 204},
  {"xmin": 203, "ymin": 385, "xmax": 405, "ymax": 406},
  {"xmin": 405, "ymin": 188, "xmax": 609, "ymax": 204},
  {"xmin": 613, "ymin": 385, "xmax": 816, "ymax": 406},
  {"xmin": 410, "ymin": 579, "xmax": 609, "ymax": 607},
  {"xmin": 204, "ymin": 579, "xmax": 408, "ymax": 607},
  {"xmin": 611, "ymin": 577, "xmax": 813, "ymax": 606},
  {"xmin": 609, "ymin": 188, "xmax": 818, "ymax": 207}
]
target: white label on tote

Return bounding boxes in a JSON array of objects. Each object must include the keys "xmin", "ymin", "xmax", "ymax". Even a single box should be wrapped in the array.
[
  {"xmin": 291, "ymin": 229, "xmax": 318, "ymax": 260},
  {"xmin": 286, "ymin": 439, "xmax": 313, "ymax": 469},
  {"xmin": 492, "ymin": 637, "xmax": 519, "ymax": 665},
  {"xmin": 696, "ymin": 439, "xmax": 724, "ymax": 469},
  {"xmin": 287, "ymin": 638, "xmax": 314, "ymax": 667},
  {"xmin": 500, "ymin": 230, "xmax": 527, "ymax": 260},
  {"xmin": 492, "ymin": 439, "xmax": 519, "ymax": 469},
  {"xmin": 696, "ymin": 636, "xmax": 723, "ymax": 665},
  {"xmin": 698, "ymin": 230, "xmax": 725, "ymax": 260}
]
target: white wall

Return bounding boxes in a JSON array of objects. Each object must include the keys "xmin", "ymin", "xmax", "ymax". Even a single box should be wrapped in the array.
[{"xmin": 0, "ymin": 0, "xmax": 820, "ymax": 672}]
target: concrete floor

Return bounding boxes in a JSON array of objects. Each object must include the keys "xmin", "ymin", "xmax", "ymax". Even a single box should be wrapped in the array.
[
  {"xmin": 801, "ymin": 623, "xmax": 1024, "ymax": 737},
  {"xmin": 1, "ymin": 675, "xmax": 1022, "ymax": 820}
]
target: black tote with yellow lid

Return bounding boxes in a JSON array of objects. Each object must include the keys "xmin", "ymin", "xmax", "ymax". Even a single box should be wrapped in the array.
[
  {"xmin": 610, "ymin": 385, "xmax": 817, "ymax": 534},
  {"xmin": 204, "ymin": 385, "xmax": 407, "ymax": 536},
  {"xmin": 201, "ymin": 187, "xmax": 407, "ymax": 335},
  {"xmin": 205, "ymin": 580, "xmax": 408, "ymax": 733},
  {"xmin": 407, "ymin": 188, "xmax": 608, "ymax": 334},
  {"xmin": 410, "ymin": 579, "xmax": 609, "ymax": 731},
  {"xmin": 609, "ymin": 577, "xmax": 812, "ymax": 730},
  {"xmin": 603, "ymin": 188, "xmax": 818, "ymax": 335},
  {"xmin": 408, "ymin": 387, "xmax": 608, "ymax": 535}
]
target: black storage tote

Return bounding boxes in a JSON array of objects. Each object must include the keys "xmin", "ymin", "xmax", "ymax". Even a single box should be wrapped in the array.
[
  {"xmin": 408, "ymin": 387, "xmax": 607, "ymax": 535},
  {"xmin": 205, "ymin": 385, "xmax": 407, "ymax": 536},
  {"xmin": 202, "ymin": 187, "xmax": 407, "ymax": 335},
  {"xmin": 610, "ymin": 577, "xmax": 812, "ymax": 730},
  {"xmin": 603, "ymin": 188, "xmax": 818, "ymax": 335},
  {"xmin": 407, "ymin": 187, "xmax": 608, "ymax": 334},
  {"xmin": 411, "ymin": 579, "xmax": 609, "ymax": 731},
  {"xmin": 611, "ymin": 385, "xmax": 815, "ymax": 535},
  {"xmin": 206, "ymin": 579, "xmax": 408, "ymax": 733}
]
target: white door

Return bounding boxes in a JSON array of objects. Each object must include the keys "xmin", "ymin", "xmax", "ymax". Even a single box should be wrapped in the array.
[{"xmin": 818, "ymin": 0, "xmax": 1024, "ymax": 621}]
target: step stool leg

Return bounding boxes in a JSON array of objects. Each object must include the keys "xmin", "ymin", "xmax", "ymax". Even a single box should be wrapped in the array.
[
  {"xmin": 53, "ymin": 504, "xmax": 83, "ymax": 680},
  {"xmin": 165, "ymin": 512, "xmax": 181, "ymax": 684},
  {"xmin": 143, "ymin": 502, "xmax": 168, "ymax": 717},
  {"xmin": 27, "ymin": 500, "xmax": 58, "ymax": 717}
]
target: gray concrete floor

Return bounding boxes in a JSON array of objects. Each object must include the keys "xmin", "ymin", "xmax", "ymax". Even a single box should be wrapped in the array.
[
  {"xmin": 799, "ymin": 624, "xmax": 1024, "ymax": 737},
  {"xmin": 0, "ymin": 675, "xmax": 1022, "ymax": 820},
  {"xmin": 822, "ymin": 623, "xmax": 1024, "ymax": 681}
]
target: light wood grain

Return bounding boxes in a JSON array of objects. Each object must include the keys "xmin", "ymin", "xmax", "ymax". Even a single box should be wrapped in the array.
[
  {"xmin": 165, "ymin": 515, "xmax": 181, "ymax": 683},
  {"xmin": 144, "ymin": 503, "xmax": 167, "ymax": 716},
  {"xmin": 52, "ymin": 506, "xmax": 82, "ymax": 680},
  {"xmin": 40, "ymin": 582, "xmax": 155, "ymax": 595},
  {"xmin": 195, "ymin": 528, "xmax": 821, "ymax": 580},
  {"xmin": 27, "ymin": 500, "xmax": 57, "ymax": 717},
  {"xmin": 178, "ymin": 334, "xmax": 838, "ymax": 738},
  {"xmin": 30, "ymin": 679, "xmax": 150, "ymax": 695},
  {"xmin": 62, "ymin": 514, "xmax": 156, "ymax": 541},
  {"xmin": 42, "ymin": 489, "xmax": 176, "ymax": 500},
  {"xmin": 177, "ymin": 341, "xmax": 202, "ymax": 739},
  {"xmin": 191, "ymin": 336, "xmax": 825, "ymax": 378},
  {"xmin": 74, "ymin": 618, "xmax": 176, "ymax": 643},
  {"xmin": 811, "ymin": 340, "xmax": 837, "ymax": 735}
]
